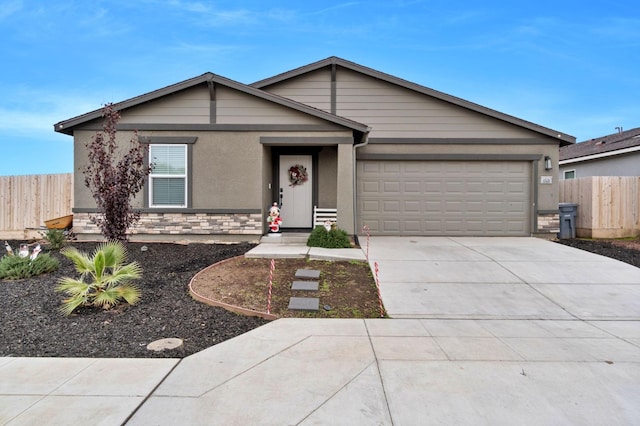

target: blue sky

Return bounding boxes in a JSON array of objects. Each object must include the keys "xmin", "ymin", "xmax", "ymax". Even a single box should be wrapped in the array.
[{"xmin": 1, "ymin": 0, "xmax": 639, "ymax": 176}]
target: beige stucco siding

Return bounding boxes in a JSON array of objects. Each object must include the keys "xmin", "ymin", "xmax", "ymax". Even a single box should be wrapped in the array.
[
  {"xmin": 191, "ymin": 132, "xmax": 263, "ymax": 209},
  {"xmin": 317, "ymin": 146, "xmax": 338, "ymax": 208},
  {"xmin": 216, "ymin": 86, "xmax": 329, "ymax": 125},
  {"xmin": 336, "ymin": 68, "xmax": 539, "ymax": 139},
  {"xmin": 258, "ymin": 70, "xmax": 332, "ymax": 112},
  {"xmin": 72, "ymin": 130, "xmax": 264, "ymax": 210},
  {"xmin": 119, "ymin": 86, "xmax": 210, "ymax": 124},
  {"xmin": 72, "ymin": 130, "xmax": 150, "ymax": 209}
]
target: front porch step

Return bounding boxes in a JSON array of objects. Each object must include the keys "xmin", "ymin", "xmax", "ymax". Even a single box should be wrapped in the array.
[{"xmin": 259, "ymin": 233, "xmax": 309, "ymax": 245}]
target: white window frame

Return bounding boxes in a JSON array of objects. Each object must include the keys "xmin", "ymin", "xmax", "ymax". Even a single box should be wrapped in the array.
[
  {"xmin": 563, "ymin": 169, "xmax": 576, "ymax": 180},
  {"xmin": 149, "ymin": 144, "xmax": 188, "ymax": 208}
]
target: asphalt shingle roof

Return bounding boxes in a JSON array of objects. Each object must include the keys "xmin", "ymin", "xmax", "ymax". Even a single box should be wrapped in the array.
[{"xmin": 560, "ymin": 127, "xmax": 640, "ymax": 161}]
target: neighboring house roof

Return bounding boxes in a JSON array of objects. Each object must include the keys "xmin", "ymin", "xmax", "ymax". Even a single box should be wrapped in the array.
[
  {"xmin": 252, "ymin": 56, "xmax": 576, "ymax": 146},
  {"xmin": 560, "ymin": 127, "xmax": 640, "ymax": 164},
  {"xmin": 54, "ymin": 72, "xmax": 370, "ymax": 136}
]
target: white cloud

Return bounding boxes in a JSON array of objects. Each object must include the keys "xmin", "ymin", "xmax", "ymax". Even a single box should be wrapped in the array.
[
  {"xmin": 0, "ymin": 87, "xmax": 99, "ymax": 136},
  {"xmin": 0, "ymin": 0, "xmax": 23, "ymax": 19},
  {"xmin": 307, "ymin": 2, "xmax": 360, "ymax": 16},
  {"xmin": 150, "ymin": 0, "xmax": 256, "ymax": 26}
]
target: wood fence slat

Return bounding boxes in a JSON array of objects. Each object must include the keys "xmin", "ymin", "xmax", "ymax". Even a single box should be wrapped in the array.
[
  {"xmin": 560, "ymin": 176, "xmax": 640, "ymax": 238},
  {"xmin": 0, "ymin": 173, "xmax": 73, "ymax": 238}
]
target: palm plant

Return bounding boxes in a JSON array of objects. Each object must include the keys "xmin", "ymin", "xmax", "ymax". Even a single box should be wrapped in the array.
[{"xmin": 56, "ymin": 241, "xmax": 142, "ymax": 315}]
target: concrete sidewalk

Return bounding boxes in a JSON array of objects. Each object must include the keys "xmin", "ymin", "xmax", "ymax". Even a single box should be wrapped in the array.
[{"xmin": 2, "ymin": 237, "xmax": 640, "ymax": 425}]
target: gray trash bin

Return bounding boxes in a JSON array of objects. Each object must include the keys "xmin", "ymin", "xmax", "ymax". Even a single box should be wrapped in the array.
[{"xmin": 557, "ymin": 203, "xmax": 578, "ymax": 239}]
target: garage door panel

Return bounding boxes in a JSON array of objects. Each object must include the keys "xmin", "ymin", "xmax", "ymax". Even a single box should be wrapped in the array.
[
  {"xmin": 382, "ymin": 183, "xmax": 400, "ymax": 195},
  {"xmin": 446, "ymin": 181, "xmax": 464, "ymax": 193},
  {"xmin": 445, "ymin": 200, "xmax": 462, "ymax": 213},
  {"xmin": 382, "ymin": 220, "xmax": 400, "ymax": 232},
  {"xmin": 425, "ymin": 201, "xmax": 442, "ymax": 213},
  {"xmin": 507, "ymin": 181, "xmax": 526, "ymax": 193},
  {"xmin": 361, "ymin": 162, "xmax": 381, "ymax": 173},
  {"xmin": 466, "ymin": 201, "xmax": 484, "ymax": 213},
  {"xmin": 506, "ymin": 221, "xmax": 524, "ymax": 232},
  {"xmin": 403, "ymin": 220, "xmax": 421, "ymax": 232},
  {"xmin": 383, "ymin": 162, "xmax": 401, "ymax": 173},
  {"xmin": 404, "ymin": 200, "xmax": 421, "ymax": 211},
  {"xmin": 383, "ymin": 200, "xmax": 401, "ymax": 212},
  {"xmin": 444, "ymin": 219, "xmax": 464, "ymax": 233},
  {"xmin": 404, "ymin": 181, "xmax": 422, "ymax": 192},
  {"xmin": 403, "ymin": 162, "xmax": 423, "ymax": 173},
  {"xmin": 486, "ymin": 201, "xmax": 504, "ymax": 213},
  {"xmin": 507, "ymin": 201, "xmax": 526, "ymax": 214},
  {"xmin": 362, "ymin": 200, "xmax": 380, "ymax": 212},
  {"xmin": 357, "ymin": 160, "xmax": 531, "ymax": 236},
  {"xmin": 362, "ymin": 181, "xmax": 380, "ymax": 193},
  {"xmin": 465, "ymin": 220, "xmax": 484, "ymax": 233},
  {"xmin": 362, "ymin": 219, "xmax": 380, "ymax": 232}
]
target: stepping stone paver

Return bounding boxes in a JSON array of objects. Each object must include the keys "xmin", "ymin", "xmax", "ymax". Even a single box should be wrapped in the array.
[
  {"xmin": 291, "ymin": 280, "xmax": 319, "ymax": 291},
  {"xmin": 295, "ymin": 269, "xmax": 320, "ymax": 279},
  {"xmin": 146, "ymin": 338, "xmax": 184, "ymax": 352},
  {"xmin": 288, "ymin": 297, "xmax": 320, "ymax": 311}
]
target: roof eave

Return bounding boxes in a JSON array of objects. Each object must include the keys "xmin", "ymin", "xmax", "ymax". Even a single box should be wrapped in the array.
[
  {"xmin": 54, "ymin": 70, "xmax": 369, "ymax": 135},
  {"xmin": 560, "ymin": 145, "xmax": 640, "ymax": 164},
  {"xmin": 54, "ymin": 73, "xmax": 215, "ymax": 135},
  {"xmin": 252, "ymin": 56, "xmax": 576, "ymax": 145}
]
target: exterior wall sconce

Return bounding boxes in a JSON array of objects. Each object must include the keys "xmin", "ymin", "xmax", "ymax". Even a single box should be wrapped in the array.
[{"xmin": 544, "ymin": 156, "xmax": 552, "ymax": 171}]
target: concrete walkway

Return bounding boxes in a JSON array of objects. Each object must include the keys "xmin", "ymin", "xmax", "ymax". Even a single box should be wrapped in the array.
[{"xmin": 2, "ymin": 237, "xmax": 640, "ymax": 425}]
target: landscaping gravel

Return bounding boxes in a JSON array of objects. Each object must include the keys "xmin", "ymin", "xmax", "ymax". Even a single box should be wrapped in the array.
[{"xmin": 0, "ymin": 241, "xmax": 267, "ymax": 358}]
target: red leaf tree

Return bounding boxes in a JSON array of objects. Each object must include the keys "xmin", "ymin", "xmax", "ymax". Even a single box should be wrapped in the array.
[{"xmin": 82, "ymin": 103, "xmax": 152, "ymax": 241}]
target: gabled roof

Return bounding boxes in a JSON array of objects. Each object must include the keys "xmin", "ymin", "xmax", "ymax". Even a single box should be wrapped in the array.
[
  {"xmin": 560, "ymin": 127, "xmax": 640, "ymax": 163},
  {"xmin": 252, "ymin": 56, "xmax": 576, "ymax": 146},
  {"xmin": 54, "ymin": 72, "xmax": 370, "ymax": 135}
]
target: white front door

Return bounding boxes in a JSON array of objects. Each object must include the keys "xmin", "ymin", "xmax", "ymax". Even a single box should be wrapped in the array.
[{"xmin": 279, "ymin": 155, "xmax": 312, "ymax": 228}]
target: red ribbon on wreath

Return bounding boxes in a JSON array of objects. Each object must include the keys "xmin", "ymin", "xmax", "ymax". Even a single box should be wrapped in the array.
[{"xmin": 288, "ymin": 164, "xmax": 308, "ymax": 186}]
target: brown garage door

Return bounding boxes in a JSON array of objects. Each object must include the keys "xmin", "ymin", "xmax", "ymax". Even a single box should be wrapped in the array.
[{"xmin": 356, "ymin": 160, "xmax": 531, "ymax": 236}]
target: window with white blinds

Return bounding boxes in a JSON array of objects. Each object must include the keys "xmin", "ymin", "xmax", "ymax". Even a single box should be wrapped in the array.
[{"xmin": 149, "ymin": 144, "xmax": 187, "ymax": 207}]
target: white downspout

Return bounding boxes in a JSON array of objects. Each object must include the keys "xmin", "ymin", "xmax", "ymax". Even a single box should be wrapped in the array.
[{"xmin": 352, "ymin": 129, "xmax": 371, "ymax": 237}]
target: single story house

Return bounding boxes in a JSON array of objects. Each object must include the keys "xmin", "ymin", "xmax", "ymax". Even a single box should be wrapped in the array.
[
  {"xmin": 54, "ymin": 57, "xmax": 575, "ymax": 241},
  {"xmin": 559, "ymin": 127, "xmax": 640, "ymax": 179}
]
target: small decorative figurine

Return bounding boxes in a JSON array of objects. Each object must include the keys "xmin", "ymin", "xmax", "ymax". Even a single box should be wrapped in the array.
[
  {"xmin": 30, "ymin": 244, "xmax": 41, "ymax": 261},
  {"xmin": 267, "ymin": 202, "xmax": 283, "ymax": 235}
]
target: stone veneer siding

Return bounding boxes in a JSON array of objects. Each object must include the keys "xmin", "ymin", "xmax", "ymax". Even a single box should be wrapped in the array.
[
  {"xmin": 537, "ymin": 213, "xmax": 560, "ymax": 234},
  {"xmin": 72, "ymin": 212, "xmax": 263, "ymax": 236}
]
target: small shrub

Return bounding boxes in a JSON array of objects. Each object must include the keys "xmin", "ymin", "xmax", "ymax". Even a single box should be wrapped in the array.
[
  {"xmin": 0, "ymin": 253, "xmax": 60, "ymax": 280},
  {"xmin": 307, "ymin": 225, "xmax": 351, "ymax": 248},
  {"xmin": 41, "ymin": 229, "xmax": 67, "ymax": 250},
  {"xmin": 56, "ymin": 241, "xmax": 142, "ymax": 315}
]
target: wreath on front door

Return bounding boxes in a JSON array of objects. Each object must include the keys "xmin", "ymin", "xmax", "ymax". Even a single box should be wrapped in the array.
[{"xmin": 288, "ymin": 164, "xmax": 308, "ymax": 187}]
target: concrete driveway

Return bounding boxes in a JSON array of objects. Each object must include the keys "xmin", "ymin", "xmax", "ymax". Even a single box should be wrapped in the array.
[
  {"xmin": 3, "ymin": 237, "xmax": 640, "ymax": 425},
  {"xmin": 366, "ymin": 236, "xmax": 640, "ymax": 321}
]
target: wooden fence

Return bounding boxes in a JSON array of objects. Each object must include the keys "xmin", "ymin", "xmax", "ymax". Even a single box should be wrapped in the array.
[
  {"xmin": 559, "ymin": 176, "xmax": 640, "ymax": 238},
  {"xmin": 0, "ymin": 173, "xmax": 73, "ymax": 239}
]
